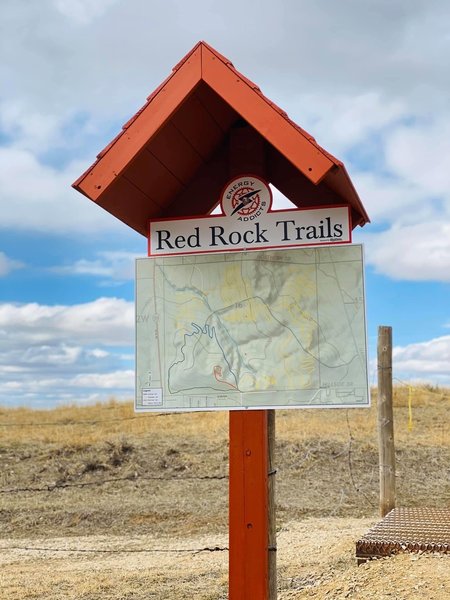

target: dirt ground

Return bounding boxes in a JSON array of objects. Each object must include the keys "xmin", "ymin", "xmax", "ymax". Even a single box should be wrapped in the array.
[
  {"xmin": 1, "ymin": 519, "xmax": 449, "ymax": 599},
  {"xmin": 0, "ymin": 388, "xmax": 449, "ymax": 598}
]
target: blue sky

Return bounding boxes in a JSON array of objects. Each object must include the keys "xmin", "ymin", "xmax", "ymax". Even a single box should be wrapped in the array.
[{"xmin": 1, "ymin": 0, "xmax": 450, "ymax": 407}]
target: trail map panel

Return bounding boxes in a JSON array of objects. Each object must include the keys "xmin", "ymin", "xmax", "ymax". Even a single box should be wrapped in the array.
[{"xmin": 135, "ymin": 245, "xmax": 368, "ymax": 411}]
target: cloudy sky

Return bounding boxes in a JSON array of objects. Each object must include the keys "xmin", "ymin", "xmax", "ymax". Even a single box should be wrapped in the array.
[{"xmin": 1, "ymin": 0, "xmax": 450, "ymax": 408}]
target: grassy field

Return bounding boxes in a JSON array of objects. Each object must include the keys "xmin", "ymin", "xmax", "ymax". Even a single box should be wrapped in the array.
[{"xmin": 0, "ymin": 386, "xmax": 449, "ymax": 598}]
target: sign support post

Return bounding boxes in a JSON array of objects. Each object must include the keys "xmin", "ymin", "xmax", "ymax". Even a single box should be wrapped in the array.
[
  {"xmin": 228, "ymin": 128, "xmax": 271, "ymax": 600},
  {"xmin": 72, "ymin": 40, "xmax": 370, "ymax": 600},
  {"xmin": 229, "ymin": 410, "xmax": 269, "ymax": 599},
  {"xmin": 268, "ymin": 409, "xmax": 277, "ymax": 598}
]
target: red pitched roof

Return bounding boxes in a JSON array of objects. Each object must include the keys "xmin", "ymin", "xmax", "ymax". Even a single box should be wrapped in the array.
[{"xmin": 73, "ymin": 41, "xmax": 369, "ymax": 235}]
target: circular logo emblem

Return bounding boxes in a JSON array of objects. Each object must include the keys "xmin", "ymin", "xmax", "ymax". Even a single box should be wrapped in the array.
[{"xmin": 220, "ymin": 175, "xmax": 272, "ymax": 221}]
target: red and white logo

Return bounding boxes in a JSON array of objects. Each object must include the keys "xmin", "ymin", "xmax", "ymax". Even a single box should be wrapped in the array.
[{"xmin": 220, "ymin": 175, "xmax": 272, "ymax": 221}]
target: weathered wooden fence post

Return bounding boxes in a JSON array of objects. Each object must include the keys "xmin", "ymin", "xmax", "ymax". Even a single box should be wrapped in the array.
[{"xmin": 377, "ymin": 325, "xmax": 396, "ymax": 517}]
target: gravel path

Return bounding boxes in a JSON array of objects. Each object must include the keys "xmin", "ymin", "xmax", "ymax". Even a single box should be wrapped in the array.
[{"xmin": 1, "ymin": 517, "xmax": 449, "ymax": 599}]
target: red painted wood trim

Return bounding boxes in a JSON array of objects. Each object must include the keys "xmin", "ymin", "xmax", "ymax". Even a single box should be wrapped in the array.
[
  {"xmin": 201, "ymin": 45, "xmax": 334, "ymax": 186},
  {"xmin": 229, "ymin": 410, "xmax": 269, "ymax": 600},
  {"xmin": 75, "ymin": 46, "xmax": 202, "ymax": 202}
]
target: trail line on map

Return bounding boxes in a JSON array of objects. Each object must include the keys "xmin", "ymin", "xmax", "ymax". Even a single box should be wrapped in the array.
[{"xmin": 213, "ymin": 366, "xmax": 238, "ymax": 389}]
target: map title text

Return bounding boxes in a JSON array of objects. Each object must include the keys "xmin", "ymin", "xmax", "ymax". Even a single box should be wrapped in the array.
[{"xmin": 149, "ymin": 206, "xmax": 351, "ymax": 256}]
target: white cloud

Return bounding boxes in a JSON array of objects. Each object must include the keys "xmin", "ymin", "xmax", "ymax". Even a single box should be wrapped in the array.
[
  {"xmin": 53, "ymin": 251, "xmax": 138, "ymax": 281},
  {"xmin": 0, "ymin": 147, "xmax": 126, "ymax": 233},
  {"xmin": 52, "ymin": 0, "xmax": 120, "ymax": 25},
  {"xmin": 0, "ymin": 100, "xmax": 76, "ymax": 155},
  {"xmin": 19, "ymin": 370, "xmax": 133, "ymax": 391},
  {"xmin": 289, "ymin": 91, "xmax": 406, "ymax": 156},
  {"xmin": 351, "ymin": 173, "xmax": 428, "ymax": 225},
  {"xmin": 21, "ymin": 343, "xmax": 83, "ymax": 366},
  {"xmin": 0, "ymin": 252, "xmax": 24, "ymax": 276},
  {"xmin": 0, "ymin": 298, "xmax": 135, "ymax": 406},
  {"xmin": 393, "ymin": 335, "xmax": 450, "ymax": 385},
  {"xmin": 349, "ymin": 112, "xmax": 450, "ymax": 281},
  {"xmin": 0, "ymin": 374, "xmax": 133, "ymax": 408},
  {"xmin": 362, "ymin": 221, "xmax": 450, "ymax": 281},
  {"xmin": 385, "ymin": 119, "xmax": 450, "ymax": 201},
  {"xmin": 69, "ymin": 370, "xmax": 134, "ymax": 389},
  {"xmin": 0, "ymin": 297, "xmax": 134, "ymax": 346}
]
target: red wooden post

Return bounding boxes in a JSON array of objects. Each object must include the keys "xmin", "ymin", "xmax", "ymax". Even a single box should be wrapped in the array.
[
  {"xmin": 229, "ymin": 410, "xmax": 269, "ymax": 599},
  {"xmin": 228, "ymin": 123, "xmax": 269, "ymax": 600}
]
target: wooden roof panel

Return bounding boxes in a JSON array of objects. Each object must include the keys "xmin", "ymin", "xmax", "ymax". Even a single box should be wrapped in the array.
[
  {"xmin": 123, "ymin": 149, "xmax": 183, "ymax": 205},
  {"xmin": 164, "ymin": 145, "xmax": 229, "ymax": 218},
  {"xmin": 195, "ymin": 83, "xmax": 240, "ymax": 132},
  {"xmin": 95, "ymin": 176, "xmax": 160, "ymax": 232},
  {"xmin": 147, "ymin": 121, "xmax": 204, "ymax": 185},
  {"xmin": 170, "ymin": 93, "xmax": 224, "ymax": 160}
]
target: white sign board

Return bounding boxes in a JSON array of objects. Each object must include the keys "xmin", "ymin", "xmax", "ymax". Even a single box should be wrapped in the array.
[
  {"xmin": 149, "ymin": 175, "xmax": 351, "ymax": 256},
  {"xmin": 135, "ymin": 244, "xmax": 369, "ymax": 412}
]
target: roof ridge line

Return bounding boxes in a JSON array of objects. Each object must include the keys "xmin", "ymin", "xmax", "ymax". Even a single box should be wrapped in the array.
[{"xmin": 172, "ymin": 40, "xmax": 203, "ymax": 72}]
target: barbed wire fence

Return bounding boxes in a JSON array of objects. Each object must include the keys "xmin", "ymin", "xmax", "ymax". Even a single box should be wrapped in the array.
[
  {"xmin": 1, "ymin": 382, "xmax": 447, "ymax": 429},
  {"xmin": 1, "ymin": 383, "xmax": 446, "ymax": 501},
  {"xmin": 0, "ymin": 472, "xmax": 228, "ymax": 495},
  {"xmin": 0, "ymin": 412, "xmax": 177, "ymax": 428},
  {"xmin": 0, "ymin": 544, "xmax": 228, "ymax": 554},
  {"xmin": 0, "ymin": 386, "xmax": 447, "ymax": 560}
]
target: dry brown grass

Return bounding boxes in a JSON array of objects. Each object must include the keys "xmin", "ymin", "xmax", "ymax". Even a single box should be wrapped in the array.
[
  {"xmin": 0, "ymin": 385, "xmax": 448, "ymax": 448},
  {"xmin": 0, "ymin": 386, "xmax": 449, "ymax": 599},
  {"xmin": 0, "ymin": 399, "xmax": 230, "ymax": 446},
  {"xmin": 0, "ymin": 385, "xmax": 448, "ymax": 535},
  {"xmin": 279, "ymin": 385, "xmax": 450, "ymax": 447}
]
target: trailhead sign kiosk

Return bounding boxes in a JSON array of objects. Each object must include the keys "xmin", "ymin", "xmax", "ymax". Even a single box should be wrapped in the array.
[{"xmin": 73, "ymin": 41, "xmax": 370, "ymax": 600}]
